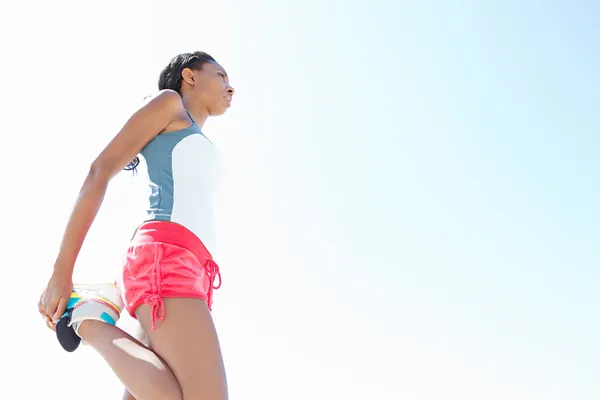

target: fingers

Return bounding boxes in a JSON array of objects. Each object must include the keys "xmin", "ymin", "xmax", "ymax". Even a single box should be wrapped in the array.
[
  {"xmin": 39, "ymin": 293, "xmax": 49, "ymax": 319},
  {"xmin": 38, "ymin": 294, "xmax": 53, "ymax": 330},
  {"xmin": 38, "ymin": 299, "xmax": 45, "ymax": 317},
  {"xmin": 52, "ymin": 297, "xmax": 69, "ymax": 324},
  {"xmin": 46, "ymin": 318, "xmax": 56, "ymax": 331},
  {"xmin": 38, "ymin": 289, "xmax": 46, "ymax": 315},
  {"xmin": 43, "ymin": 296, "xmax": 57, "ymax": 321}
]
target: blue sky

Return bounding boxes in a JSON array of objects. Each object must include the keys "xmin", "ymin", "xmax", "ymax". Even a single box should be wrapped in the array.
[
  {"xmin": 235, "ymin": 2, "xmax": 599, "ymax": 398},
  {"xmin": 4, "ymin": 0, "xmax": 598, "ymax": 398}
]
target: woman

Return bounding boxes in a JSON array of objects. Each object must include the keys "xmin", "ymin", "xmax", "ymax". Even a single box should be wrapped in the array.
[{"xmin": 38, "ymin": 51, "xmax": 235, "ymax": 400}]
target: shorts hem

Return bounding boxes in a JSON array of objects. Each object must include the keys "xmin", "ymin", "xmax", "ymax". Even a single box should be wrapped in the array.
[{"xmin": 126, "ymin": 293, "xmax": 209, "ymax": 319}]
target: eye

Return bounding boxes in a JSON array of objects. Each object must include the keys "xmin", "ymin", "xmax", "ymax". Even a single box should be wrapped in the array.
[{"xmin": 218, "ymin": 72, "xmax": 227, "ymax": 81}]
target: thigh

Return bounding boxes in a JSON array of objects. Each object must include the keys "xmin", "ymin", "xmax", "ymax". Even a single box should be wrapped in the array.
[
  {"xmin": 136, "ymin": 298, "xmax": 228, "ymax": 400},
  {"xmin": 121, "ymin": 322, "xmax": 152, "ymax": 400}
]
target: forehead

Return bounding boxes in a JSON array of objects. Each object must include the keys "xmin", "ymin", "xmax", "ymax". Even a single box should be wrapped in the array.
[{"xmin": 203, "ymin": 61, "xmax": 228, "ymax": 77}]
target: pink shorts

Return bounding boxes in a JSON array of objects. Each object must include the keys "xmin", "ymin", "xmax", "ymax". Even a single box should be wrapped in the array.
[{"xmin": 117, "ymin": 221, "xmax": 222, "ymax": 330}]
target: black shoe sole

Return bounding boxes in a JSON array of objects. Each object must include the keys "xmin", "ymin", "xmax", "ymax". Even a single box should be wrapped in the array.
[{"xmin": 56, "ymin": 312, "xmax": 81, "ymax": 352}]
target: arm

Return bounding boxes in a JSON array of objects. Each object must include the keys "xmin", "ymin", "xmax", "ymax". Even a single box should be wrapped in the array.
[{"xmin": 40, "ymin": 89, "xmax": 183, "ymax": 324}]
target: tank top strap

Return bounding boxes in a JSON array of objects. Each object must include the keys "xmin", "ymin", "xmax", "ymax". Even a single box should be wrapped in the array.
[{"xmin": 185, "ymin": 109, "xmax": 195, "ymax": 123}]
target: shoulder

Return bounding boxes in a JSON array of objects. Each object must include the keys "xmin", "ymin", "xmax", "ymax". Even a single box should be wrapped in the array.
[
  {"xmin": 143, "ymin": 89, "xmax": 184, "ymax": 111},
  {"xmin": 142, "ymin": 90, "xmax": 194, "ymax": 134}
]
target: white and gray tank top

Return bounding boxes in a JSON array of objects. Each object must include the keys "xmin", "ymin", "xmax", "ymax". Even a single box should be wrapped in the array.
[{"xmin": 137, "ymin": 110, "xmax": 226, "ymax": 253}]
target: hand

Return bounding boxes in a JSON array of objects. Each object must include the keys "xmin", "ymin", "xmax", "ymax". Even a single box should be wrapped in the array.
[{"xmin": 38, "ymin": 270, "xmax": 73, "ymax": 331}]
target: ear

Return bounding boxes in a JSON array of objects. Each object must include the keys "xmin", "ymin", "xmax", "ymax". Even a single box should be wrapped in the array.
[{"xmin": 181, "ymin": 68, "xmax": 195, "ymax": 86}]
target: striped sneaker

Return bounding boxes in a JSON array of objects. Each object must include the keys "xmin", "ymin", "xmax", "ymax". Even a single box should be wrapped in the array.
[{"xmin": 55, "ymin": 283, "xmax": 124, "ymax": 352}]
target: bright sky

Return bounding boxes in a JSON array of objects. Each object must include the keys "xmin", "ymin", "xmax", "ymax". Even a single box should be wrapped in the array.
[{"xmin": 2, "ymin": 0, "xmax": 599, "ymax": 399}]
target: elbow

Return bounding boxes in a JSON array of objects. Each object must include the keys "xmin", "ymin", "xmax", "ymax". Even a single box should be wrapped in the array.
[{"xmin": 88, "ymin": 162, "xmax": 112, "ymax": 186}]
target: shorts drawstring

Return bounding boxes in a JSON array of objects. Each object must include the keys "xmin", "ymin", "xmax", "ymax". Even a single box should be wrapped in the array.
[
  {"xmin": 144, "ymin": 294, "xmax": 165, "ymax": 330},
  {"xmin": 144, "ymin": 243, "xmax": 165, "ymax": 330},
  {"xmin": 204, "ymin": 258, "xmax": 222, "ymax": 311},
  {"xmin": 142, "ymin": 253, "xmax": 222, "ymax": 329}
]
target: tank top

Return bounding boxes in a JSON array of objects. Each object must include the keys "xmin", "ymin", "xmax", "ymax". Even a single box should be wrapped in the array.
[{"xmin": 137, "ymin": 110, "xmax": 226, "ymax": 253}]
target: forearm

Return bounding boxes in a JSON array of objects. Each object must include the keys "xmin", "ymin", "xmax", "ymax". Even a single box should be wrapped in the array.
[{"xmin": 53, "ymin": 169, "xmax": 109, "ymax": 275}]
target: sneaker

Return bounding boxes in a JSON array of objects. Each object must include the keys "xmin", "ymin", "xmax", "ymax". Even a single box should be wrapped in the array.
[{"xmin": 56, "ymin": 283, "xmax": 124, "ymax": 352}]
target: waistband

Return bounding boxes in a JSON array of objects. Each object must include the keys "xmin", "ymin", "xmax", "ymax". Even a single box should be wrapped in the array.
[{"xmin": 130, "ymin": 220, "xmax": 214, "ymax": 263}]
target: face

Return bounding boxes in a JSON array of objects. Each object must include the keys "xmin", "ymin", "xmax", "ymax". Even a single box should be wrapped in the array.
[{"xmin": 182, "ymin": 61, "xmax": 235, "ymax": 116}]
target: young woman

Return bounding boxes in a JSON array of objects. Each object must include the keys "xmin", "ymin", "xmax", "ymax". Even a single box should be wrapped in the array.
[{"xmin": 38, "ymin": 51, "xmax": 235, "ymax": 400}]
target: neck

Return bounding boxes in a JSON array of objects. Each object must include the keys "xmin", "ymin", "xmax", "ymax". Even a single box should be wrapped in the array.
[{"xmin": 181, "ymin": 97, "xmax": 209, "ymax": 129}]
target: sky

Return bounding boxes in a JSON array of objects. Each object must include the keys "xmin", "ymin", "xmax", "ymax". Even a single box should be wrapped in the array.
[{"xmin": 1, "ymin": 0, "xmax": 599, "ymax": 398}]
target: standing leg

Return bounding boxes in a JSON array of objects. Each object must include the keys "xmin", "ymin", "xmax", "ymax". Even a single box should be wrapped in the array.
[{"xmin": 136, "ymin": 298, "xmax": 228, "ymax": 399}]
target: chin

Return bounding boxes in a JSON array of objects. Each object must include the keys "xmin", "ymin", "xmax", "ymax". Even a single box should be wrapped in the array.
[{"xmin": 210, "ymin": 107, "xmax": 228, "ymax": 117}]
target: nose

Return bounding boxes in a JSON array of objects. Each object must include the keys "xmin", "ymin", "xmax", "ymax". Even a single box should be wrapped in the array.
[{"xmin": 227, "ymin": 86, "xmax": 235, "ymax": 96}]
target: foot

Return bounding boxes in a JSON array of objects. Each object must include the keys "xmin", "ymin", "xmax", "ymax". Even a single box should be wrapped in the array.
[{"xmin": 56, "ymin": 283, "xmax": 124, "ymax": 352}]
